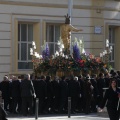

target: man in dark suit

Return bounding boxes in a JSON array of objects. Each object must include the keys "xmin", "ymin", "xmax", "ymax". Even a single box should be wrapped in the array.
[
  {"xmin": 20, "ymin": 74, "xmax": 36, "ymax": 116},
  {"xmin": 104, "ymin": 73, "xmax": 111, "ymax": 88},
  {"xmin": 51, "ymin": 76, "xmax": 60, "ymax": 113},
  {"xmin": 83, "ymin": 75, "xmax": 94, "ymax": 114},
  {"xmin": 9, "ymin": 76, "xmax": 21, "ymax": 114},
  {"xmin": 78, "ymin": 75, "xmax": 84, "ymax": 112},
  {"xmin": 0, "ymin": 104, "xmax": 8, "ymax": 120},
  {"xmin": 68, "ymin": 76, "xmax": 80, "ymax": 113},
  {"xmin": 0, "ymin": 76, "xmax": 10, "ymax": 111},
  {"xmin": 59, "ymin": 76, "xmax": 68, "ymax": 113},
  {"xmin": 44, "ymin": 76, "xmax": 53, "ymax": 113},
  {"xmin": 33, "ymin": 75, "xmax": 47, "ymax": 114},
  {"xmin": 90, "ymin": 74, "xmax": 98, "ymax": 112},
  {"xmin": 97, "ymin": 73, "xmax": 106, "ymax": 107}
]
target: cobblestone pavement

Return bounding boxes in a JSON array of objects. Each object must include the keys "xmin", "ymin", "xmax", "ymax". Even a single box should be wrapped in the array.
[{"xmin": 7, "ymin": 114, "xmax": 109, "ymax": 120}]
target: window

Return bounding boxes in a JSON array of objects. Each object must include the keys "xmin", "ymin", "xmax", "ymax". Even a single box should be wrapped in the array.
[
  {"xmin": 18, "ymin": 23, "xmax": 33, "ymax": 70},
  {"xmin": 109, "ymin": 27, "xmax": 115, "ymax": 68},
  {"xmin": 46, "ymin": 23, "xmax": 61, "ymax": 55}
]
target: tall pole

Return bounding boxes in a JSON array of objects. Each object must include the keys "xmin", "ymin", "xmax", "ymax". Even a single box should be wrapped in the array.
[
  {"xmin": 68, "ymin": 0, "xmax": 73, "ymax": 24},
  {"xmin": 68, "ymin": 0, "xmax": 73, "ymax": 54}
]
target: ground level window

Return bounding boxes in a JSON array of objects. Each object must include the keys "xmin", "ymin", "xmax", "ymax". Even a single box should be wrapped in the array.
[
  {"xmin": 18, "ymin": 23, "xmax": 33, "ymax": 70},
  {"xmin": 109, "ymin": 27, "xmax": 115, "ymax": 68},
  {"xmin": 46, "ymin": 23, "xmax": 61, "ymax": 55}
]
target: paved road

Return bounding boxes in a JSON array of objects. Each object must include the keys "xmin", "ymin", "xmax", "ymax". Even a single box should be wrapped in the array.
[{"xmin": 7, "ymin": 114, "xmax": 109, "ymax": 120}]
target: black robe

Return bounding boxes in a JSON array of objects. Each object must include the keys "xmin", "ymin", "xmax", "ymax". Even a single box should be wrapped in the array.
[
  {"xmin": 101, "ymin": 87, "xmax": 120, "ymax": 120},
  {"xmin": 0, "ymin": 105, "xmax": 7, "ymax": 120}
]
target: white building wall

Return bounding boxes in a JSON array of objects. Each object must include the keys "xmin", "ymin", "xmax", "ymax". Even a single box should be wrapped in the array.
[
  {"xmin": 0, "ymin": 0, "xmax": 119, "ymax": 79},
  {"xmin": 1, "ymin": 0, "xmax": 92, "ymax": 5},
  {"xmin": 104, "ymin": 0, "xmax": 120, "ymax": 70},
  {"xmin": 0, "ymin": 1, "xmax": 92, "ymax": 79}
]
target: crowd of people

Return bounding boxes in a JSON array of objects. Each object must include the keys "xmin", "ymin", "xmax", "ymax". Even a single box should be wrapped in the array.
[{"xmin": 0, "ymin": 70, "xmax": 120, "ymax": 117}]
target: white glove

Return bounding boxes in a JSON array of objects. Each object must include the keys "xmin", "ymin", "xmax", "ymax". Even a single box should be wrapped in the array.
[
  {"xmin": 79, "ymin": 94, "xmax": 81, "ymax": 98},
  {"xmin": 33, "ymin": 93, "xmax": 36, "ymax": 98},
  {"xmin": 97, "ymin": 107, "xmax": 103, "ymax": 112},
  {"xmin": 90, "ymin": 85, "xmax": 94, "ymax": 90}
]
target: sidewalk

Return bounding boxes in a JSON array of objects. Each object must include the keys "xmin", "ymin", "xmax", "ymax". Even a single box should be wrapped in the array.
[{"xmin": 7, "ymin": 113, "xmax": 109, "ymax": 120}]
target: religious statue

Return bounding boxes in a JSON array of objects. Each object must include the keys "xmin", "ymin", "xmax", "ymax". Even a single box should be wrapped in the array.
[{"xmin": 61, "ymin": 14, "xmax": 82, "ymax": 52}]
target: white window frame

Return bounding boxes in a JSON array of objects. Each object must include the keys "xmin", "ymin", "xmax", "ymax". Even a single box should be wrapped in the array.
[
  {"xmin": 18, "ymin": 23, "xmax": 33, "ymax": 70},
  {"xmin": 109, "ymin": 26, "xmax": 115, "ymax": 67},
  {"xmin": 46, "ymin": 23, "xmax": 61, "ymax": 55}
]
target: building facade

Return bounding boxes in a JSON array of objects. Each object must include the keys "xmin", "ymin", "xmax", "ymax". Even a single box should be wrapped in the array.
[{"xmin": 0, "ymin": 0, "xmax": 119, "ymax": 80}]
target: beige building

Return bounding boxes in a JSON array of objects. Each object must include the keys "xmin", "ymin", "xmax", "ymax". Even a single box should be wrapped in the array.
[{"xmin": 0, "ymin": 0, "xmax": 119, "ymax": 80}]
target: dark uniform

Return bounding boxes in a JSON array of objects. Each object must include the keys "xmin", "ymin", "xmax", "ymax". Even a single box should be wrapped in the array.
[
  {"xmin": 34, "ymin": 76, "xmax": 47, "ymax": 114},
  {"xmin": 0, "ymin": 105, "xmax": 7, "ymax": 120},
  {"xmin": 68, "ymin": 76, "xmax": 80, "ymax": 113},
  {"xmin": 101, "ymin": 87, "xmax": 120, "ymax": 120},
  {"xmin": 83, "ymin": 77, "xmax": 93, "ymax": 114},
  {"xmin": 59, "ymin": 76, "xmax": 68, "ymax": 113},
  {"xmin": 44, "ymin": 76, "xmax": 53, "ymax": 113},
  {"xmin": 104, "ymin": 73, "xmax": 111, "ymax": 88},
  {"xmin": 0, "ymin": 79, "xmax": 10, "ymax": 111},
  {"xmin": 20, "ymin": 75, "xmax": 35, "ymax": 116},
  {"xmin": 10, "ymin": 79, "xmax": 21, "ymax": 113},
  {"xmin": 90, "ymin": 77, "xmax": 98, "ymax": 112},
  {"xmin": 97, "ymin": 73, "xmax": 106, "ymax": 107},
  {"xmin": 51, "ymin": 78, "xmax": 60, "ymax": 112},
  {"xmin": 78, "ymin": 76, "xmax": 84, "ymax": 112}
]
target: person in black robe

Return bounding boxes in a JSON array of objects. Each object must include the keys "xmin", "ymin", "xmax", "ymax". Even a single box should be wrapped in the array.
[
  {"xmin": 83, "ymin": 75, "xmax": 94, "ymax": 114},
  {"xmin": 68, "ymin": 76, "xmax": 80, "ymax": 113},
  {"xmin": 90, "ymin": 74, "xmax": 98, "ymax": 112},
  {"xmin": 20, "ymin": 74, "xmax": 36, "ymax": 116},
  {"xmin": 9, "ymin": 76, "xmax": 21, "ymax": 114},
  {"xmin": 99, "ymin": 78, "xmax": 120, "ymax": 120},
  {"xmin": 0, "ymin": 76, "xmax": 10, "ymax": 111},
  {"xmin": 51, "ymin": 76, "xmax": 60, "ymax": 113},
  {"xmin": 59, "ymin": 76, "xmax": 68, "ymax": 113},
  {"xmin": 33, "ymin": 75, "xmax": 47, "ymax": 114},
  {"xmin": 78, "ymin": 75, "xmax": 84, "ymax": 112},
  {"xmin": 0, "ymin": 104, "xmax": 8, "ymax": 120},
  {"xmin": 97, "ymin": 73, "xmax": 106, "ymax": 107},
  {"xmin": 43, "ymin": 75, "xmax": 53, "ymax": 113}
]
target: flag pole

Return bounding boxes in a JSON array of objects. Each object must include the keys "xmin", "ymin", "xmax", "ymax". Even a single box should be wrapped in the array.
[
  {"xmin": 68, "ymin": 0, "xmax": 73, "ymax": 55},
  {"xmin": 68, "ymin": 0, "xmax": 73, "ymax": 24}
]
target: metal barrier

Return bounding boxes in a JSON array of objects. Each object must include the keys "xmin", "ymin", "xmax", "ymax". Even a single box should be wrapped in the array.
[
  {"xmin": 68, "ymin": 97, "xmax": 71, "ymax": 118},
  {"xmin": 35, "ymin": 98, "xmax": 39, "ymax": 120}
]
